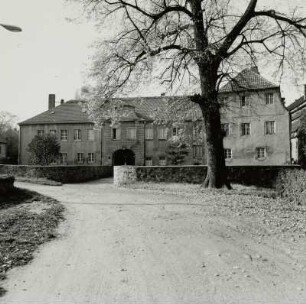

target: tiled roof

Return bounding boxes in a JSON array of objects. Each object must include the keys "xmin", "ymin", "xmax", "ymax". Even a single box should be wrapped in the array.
[
  {"xmin": 287, "ymin": 96, "xmax": 306, "ymax": 112},
  {"xmin": 19, "ymin": 100, "xmax": 93, "ymax": 125},
  {"xmin": 114, "ymin": 96, "xmax": 197, "ymax": 119},
  {"xmin": 20, "ymin": 97, "xmax": 197, "ymax": 126},
  {"xmin": 219, "ymin": 68, "xmax": 278, "ymax": 93}
]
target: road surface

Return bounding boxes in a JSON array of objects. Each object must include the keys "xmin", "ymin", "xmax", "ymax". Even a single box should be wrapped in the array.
[{"xmin": 1, "ymin": 179, "xmax": 306, "ymax": 304}]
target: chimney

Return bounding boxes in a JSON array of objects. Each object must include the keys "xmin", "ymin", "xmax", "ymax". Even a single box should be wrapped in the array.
[
  {"xmin": 60, "ymin": 99, "xmax": 64, "ymax": 105},
  {"xmin": 48, "ymin": 94, "xmax": 55, "ymax": 110}
]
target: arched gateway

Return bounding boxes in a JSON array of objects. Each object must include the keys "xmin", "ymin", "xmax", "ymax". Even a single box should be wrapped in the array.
[{"xmin": 112, "ymin": 149, "xmax": 135, "ymax": 166}]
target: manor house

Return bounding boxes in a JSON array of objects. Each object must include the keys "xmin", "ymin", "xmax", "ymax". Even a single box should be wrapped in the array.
[{"xmin": 19, "ymin": 68, "xmax": 291, "ymax": 166}]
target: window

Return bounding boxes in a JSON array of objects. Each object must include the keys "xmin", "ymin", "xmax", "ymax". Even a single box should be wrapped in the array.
[
  {"xmin": 240, "ymin": 95, "xmax": 248, "ymax": 107},
  {"xmin": 112, "ymin": 128, "xmax": 121, "ymax": 140},
  {"xmin": 256, "ymin": 147, "xmax": 266, "ymax": 159},
  {"xmin": 87, "ymin": 129, "xmax": 95, "ymax": 141},
  {"xmin": 60, "ymin": 130, "xmax": 68, "ymax": 141},
  {"xmin": 49, "ymin": 130, "xmax": 56, "ymax": 136},
  {"xmin": 221, "ymin": 123, "xmax": 230, "ymax": 137},
  {"xmin": 127, "ymin": 127, "xmax": 137, "ymax": 140},
  {"xmin": 172, "ymin": 127, "xmax": 179, "ymax": 136},
  {"xmin": 241, "ymin": 123, "xmax": 251, "ymax": 135},
  {"xmin": 224, "ymin": 148, "xmax": 232, "ymax": 160},
  {"xmin": 88, "ymin": 153, "xmax": 95, "ymax": 163},
  {"xmin": 265, "ymin": 121, "xmax": 275, "ymax": 134},
  {"xmin": 60, "ymin": 153, "xmax": 67, "ymax": 164},
  {"xmin": 193, "ymin": 145, "xmax": 203, "ymax": 158},
  {"xmin": 77, "ymin": 153, "xmax": 84, "ymax": 163},
  {"xmin": 159, "ymin": 156, "xmax": 167, "ymax": 166},
  {"xmin": 158, "ymin": 127, "xmax": 168, "ymax": 140},
  {"xmin": 74, "ymin": 129, "xmax": 81, "ymax": 141},
  {"xmin": 265, "ymin": 93, "xmax": 274, "ymax": 105},
  {"xmin": 37, "ymin": 130, "xmax": 44, "ymax": 136},
  {"xmin": 145, "ymin": 126, "xmax": 153, "ymax": 140},
  {"xmin": 145, "ymin": 157, "xmax": 153, "ymax": 166}
]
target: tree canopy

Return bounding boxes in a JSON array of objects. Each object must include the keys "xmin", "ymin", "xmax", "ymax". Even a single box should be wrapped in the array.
[
  {"xmin": 77, "ymin": 0, "xmax": 306, "ymax": 97},
  {"xmin": 0, "ymin": 111, "xmax": 19, "ymax": 164},
  {"xmin": 75, "ymin": 0, "xmax": 306, "ymax": 188}
]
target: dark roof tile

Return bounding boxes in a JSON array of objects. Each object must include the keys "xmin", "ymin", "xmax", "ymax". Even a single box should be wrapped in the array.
[
  {"xmin": 19, "ymin": 100, "xmax": 92, "ymax": 125},
  {"xmin": 219, "ymin": 68, "xmax": 278, "ymax": 93},
  {"xmin": 287, "ymin": 96, "xmax": 305, "ymax": 111}
]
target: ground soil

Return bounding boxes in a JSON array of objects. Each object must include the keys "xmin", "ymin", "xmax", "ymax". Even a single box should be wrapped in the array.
[{"xmin": 1, "ymin": 179, "xmax": 306, "ymax": 304}]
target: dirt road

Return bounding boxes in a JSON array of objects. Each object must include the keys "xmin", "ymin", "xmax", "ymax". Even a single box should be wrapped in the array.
[{"xmin": 1, "ymin": 179, "xmax": 306, "ymax": 303}]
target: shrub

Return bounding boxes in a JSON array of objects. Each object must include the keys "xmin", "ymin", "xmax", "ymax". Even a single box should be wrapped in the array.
[
  {"xmin": 275, "ymin": 168, "xmax": 306, "ymax": 205},
  {"xmin": 166, "ymin": 141, "xmax": 189, "ymax": 165},
  {"xmin": 28, "ymin": 134, "xmax": 60, "ymax": 166}
]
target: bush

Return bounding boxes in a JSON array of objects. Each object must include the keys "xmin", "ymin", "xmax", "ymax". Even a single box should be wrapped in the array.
[
  {"xmin": 28, "ymin": 134, "xmax": 60, "ymax": 166},
  {"xmin": 275, "ymin": 168, "xmax": 306, "ymax": 205}
]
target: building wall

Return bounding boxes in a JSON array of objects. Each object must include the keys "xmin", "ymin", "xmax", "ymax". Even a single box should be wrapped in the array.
[
  {"xmin": 19, "ymin": 123, "xmax": 102, "ymax": 165},
  {"xmin": 289, "ymin": 102, "xmax": 306, "ymax": 162},
  {"xmin": 102, "ymin": 121, "xmax": 145, "ymax": 166},
  {"xmin": 220, "ymin": 88, "xmax": 290, "ymax": 165},
  {"xmin": 291, "ymin": 137, "xmax": 298, "ymax": 162},
  {"xmin": 101, "ymin": 120, "xmax": 205, "ymax": 166},
  {"xmin": 0, "ymin": 143, "xmax": 7, "ymax": 160},
  {"xmin": 19, "ymin": 90, "xmax": 290, "ymax": 166}
]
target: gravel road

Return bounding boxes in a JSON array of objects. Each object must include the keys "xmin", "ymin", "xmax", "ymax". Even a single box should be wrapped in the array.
[{"xmin": 1, "ymin": 179, "xmax": 306, "ymax": 304}]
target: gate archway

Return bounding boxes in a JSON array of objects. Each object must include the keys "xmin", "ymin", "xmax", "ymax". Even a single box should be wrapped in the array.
[{"xmin": 112, "ymin": 149, "xmax": 135, "ymax": 166}]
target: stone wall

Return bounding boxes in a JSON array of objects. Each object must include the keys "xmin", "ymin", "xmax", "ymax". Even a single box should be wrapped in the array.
[
  {"xmin": 0, "ymin": 175, "xmax": 15, "ymax": 194},
  {"xmin": 0, "ymin": 165, "xmax": 113, "ymax": 184},
  {"xmin": 135, "ymin": 165, "xmax": 301, "ymax": 188},
  {"xmin": 114, "ymin": 166, "xmax": 137, "ymax": 186}
]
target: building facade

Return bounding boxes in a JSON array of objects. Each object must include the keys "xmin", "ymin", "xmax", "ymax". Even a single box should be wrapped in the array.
[
  {"xmin": 287, "ymin": 86, "xmax": 306, "ymax": 162},
  {"xmin": 19, "ymin": 95, "xmax": 102, "ymax": 165},
  {"xmin": 19, "ymin": 68, "xmax": 291, "ymax": 166},
  {"xmin": 219, "ymin": 67, "xmax": 291, "ymax": 165},
  {"xmin": 0, "ymin": 136, "xmax": 7, "ymax": 162}
]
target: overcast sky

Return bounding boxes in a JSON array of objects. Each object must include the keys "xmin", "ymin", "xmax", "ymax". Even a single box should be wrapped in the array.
[{"xmin": 0, "ymin": 0, "xmax": 305, "ymax": 123}]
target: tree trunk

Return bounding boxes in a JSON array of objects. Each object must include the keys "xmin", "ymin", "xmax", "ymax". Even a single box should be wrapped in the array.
[
  {"xmin": 196, "ymin": 66, "xmax": 232, "ymax": 189},
  {"xmin": 189, "ymin": 0, "xmax": 231, "ymax": 189},
  {"xmin": 199, "ymin": 102, "xmax": 231, "ymax": 189}
]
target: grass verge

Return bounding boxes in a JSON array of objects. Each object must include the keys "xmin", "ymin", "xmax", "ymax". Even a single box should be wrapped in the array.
[{"xmin": 0, "ymin": 188, "xmax": 65, "ymax": 296}]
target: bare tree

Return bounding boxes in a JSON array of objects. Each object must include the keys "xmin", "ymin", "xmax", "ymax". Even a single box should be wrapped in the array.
[{"xmin": 75, "ymin": 0, "xmax": 306, "ymax": 188}]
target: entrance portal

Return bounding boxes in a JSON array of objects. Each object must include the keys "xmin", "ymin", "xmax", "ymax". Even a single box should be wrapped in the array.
[{"xmin": 113, "ymin": 149, "xmax": 135, "ymax": 166}]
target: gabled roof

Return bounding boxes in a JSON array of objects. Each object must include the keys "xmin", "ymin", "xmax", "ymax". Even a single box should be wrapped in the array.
[
  {"xmin": 219, "ymin": 68, "xmax": 279, "ymax": 93},
  {"xmin": 19, "ymin": 100, "xmax": 93, "ymax": 126},
  {"xmin": 287, "ymin": 96, "xmax": 306, "ymax": 112},
  {"xmin": 19, "ymin": 97, "xmax": 193, "ymax": 126}
]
